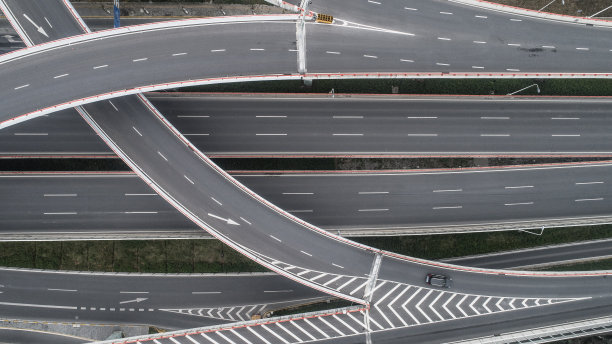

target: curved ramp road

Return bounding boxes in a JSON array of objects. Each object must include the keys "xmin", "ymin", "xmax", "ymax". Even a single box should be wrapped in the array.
[
  {"xmin": 3, "ymin": 161, "xmax": 612, "ymax": 236},
  {"xmin": 5, "ymin": 94, "xmax": 612, "ymax": 157}
]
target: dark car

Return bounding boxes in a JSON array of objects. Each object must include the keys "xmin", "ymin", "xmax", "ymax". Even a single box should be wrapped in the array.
[{"xmin": 425, "ymin": 273, "xmax": 451, "ymax": 288}]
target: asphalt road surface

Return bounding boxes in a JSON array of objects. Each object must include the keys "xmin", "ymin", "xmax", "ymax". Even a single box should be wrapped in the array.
[
  {"xmin": 4, "ymin": 94, "xmax": 612, "ymax": 157},
  {"xmin": 2, "ymin": 161, "xmax": 612, "ymax": 235}
]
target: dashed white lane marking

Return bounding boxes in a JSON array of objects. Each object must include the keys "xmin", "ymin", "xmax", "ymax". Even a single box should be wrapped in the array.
[
  {"xmin": 364, "ymin": 54, "xmax": 378, "ymax": 59},
  {"xmin": 332, "ymin": 263, "xmax": 344, "ymax": 269},
  {"xmin": 125, "ymin": 194, "xmax": 156, "ymax": 196},
  {"xmin": 436, "ymin": 62, "xmax": 450, "ymax": 66},
  {"xmin": 44, "ymin": 212, "xmax": 77, "ymax": 215},
  {"xmin": 211, "ymin": 197, "xmax": 222, "ymax": 206},
  {"xmin": 358, "ymin": 209, "xmax": 389, "ymax": 212},
  {"xmin": 510, "ymin": 18, "xmax": 522, "ymax": 22},
  {"xmin": 44, "ymin": 194, "xmax": 76, "ymax": 197},
  {"xmin": 473, "ymin": 41, "xmax": 487, "ymax": 44},
  {"xmin": 14, "ymin": 133, "xmax": 48, "ymax": 136},
  {"xmin": 433, "ymin": 189, "xmax": 462, "ymax": 193},
  {"xmin": 407, "ymin": 116, "xmax": 437, "ymax": 119},
  {"xmin": 120, "ymin": 291, "xmax": 149, "ymax": 294},
  {"xmin": 433, "ymin": 206, "xmax": 462, "ymax": 210},
  {"xmin": 575, "ymin": 198, "xmax": 604, "ymax": 202},
  {"xmin": 132, "ymin": 127, "xmax": 142, "ymax": 137},
  {"xmin": 109, "ymin": 101, "xmax": 119, "ymax": 111},
  {"xmin": 257, "ymin": 115, "xmax": 287, "ymax": 118},
  {"xmin": 124, "ymin": 212, "xmax": 158, "ymax": 214},
  {"xmin": 368, "ymin": 0, "xmax": 381, "ymax": 4},
  {"xmin": 333, "ymin": 133, "xmax": 363, "ymax": 136},
  {"xmin": 326, "ymin": 51, "xmax": 341, "ymax": 55},
  {"xmin": 575, "ymin": 181, "xmax": 604, "ymax": 185},
  {"xmin": 407, "ymin": 133, "xmax": 438, "ymax": 137},
  {"xmin": 400, "ymin": 59, "xmax": 414, "ymax": 62},
  {"xmin": 240, "ymin": 217, "xmax": 252, "ymax": 225},
  {"xmin": 358, "ymin": 191, "xmax": 389, "ymax": 195},
  {"xmin": 300, "ymin": 251, "xmax": 312, "ymax": 257},
  {"xmin": 543, "ymin": 45, "xmax": 556, "ymax": 49},
  {"xmin": 53, "ymin": 73, "xmax": 69, "ymax": 79},
  {"xmin": 481, "ymin": 134, "xmax": 510, "ymax": 137},
  {"xmin": 177, "ymin": 115, "xmax": 210, "ymax": 118},
  {"xmin": 157, "ymin": 151, "xmax": 168, "ymax": 162},
  {"xmin": 192, "ymin": 291, "xmax": 222, "ymax": 294},
  {"xmin": 481, "ymin": 116, "xmax": 509, "ymax": 120},
  {"xmin": 184, "ymin": 134, "xmax": 210, "ymax": 136},
  {"xmin": 505, "ymin": 202, "xmax": 534, "ymax": 206},
  {"xmin": 93, "ymin": 64, "xmax": 108, "ymax": 69},
  {"xmin": 288, "ymin": 209, "xmax": 313, "ymax": 213},
  {"xmin": 282, "ymin": 192, "xmax": 314, "ymax": 195},
  {"xmin": 576, "ymin": 47, "xmax": 590, "ymax": 51},
  {"xmin": 551, "ymin": 117, "xmax": 580, "ymax": 120},
  {"xmin": 475, "ymin": 15, "xmax": 488, "ymax": 18},
  {"xmin": 507, "ymin": 43, "xmax": 521, "ymax": 47},
  {"xmin": 132, "ymin": 57, "xmax": 148, "ymax": 62},
  {"xmin": 440, "ymin": 11, "xmax": 453, "ymax": 15},
  {"xmin": 506, "ymin": 68, "xmax": 520, "ymax": 72},
  {"xmin": 211, "ymin": 49, "xmax": 226, "ymax": 52},
  {"xmin": 172, "ymin": 52, "xmax": 187, "ymax": 56},
  {"xmin": 404, "ymin": 7, "xmax": 418, "ymax": 10},
  {"xmin": 44, "ymin": 17, "xmax": 53, "ymax": 28},
  {"xmin": 256, "ymin": 133, "xmax": 287, "ymax": 136},
  {"xmin": 551, "ymin": 134, "xmax": 580, "ymax": 137},
  {"xmin": 47, "ymin": 288, "xmax": 77, "ymax": 292},
  {"xmin": 333, "ymin": 116, "xmax": 363, "ymax": 119},
  {"xmin": 438, "ymin": 37, "xmax": 451, "ymax": 41},
  {"xmin": 250, "ymin": 48, "xmax": 265, "ymax": 51},
  {"xmin": 14, "ymin": 84, "xmax": 29, "ymax": 90},
  {"xmin": 505, "ymin": 185, "xmax": 534, "ymax": 189},
  {"xmin": 184, "ymin": 175, "xmax": 195, "ymax": 185},
  {"xmin": 288, "ymin": 49, "xmax": 298, "ymax": 52},
  {"xmin": 270, "ymin": 235, "xmax": 282, "ymax": 242}
]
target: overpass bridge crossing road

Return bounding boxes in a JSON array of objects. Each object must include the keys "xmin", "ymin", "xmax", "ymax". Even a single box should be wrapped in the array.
[{"xmin": 1, "ymin": 1, "xmax": 612, "ymax": 344}]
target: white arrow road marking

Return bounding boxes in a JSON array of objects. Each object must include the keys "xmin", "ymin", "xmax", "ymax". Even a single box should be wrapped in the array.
[
  {"xmin": 23, "ymin": 14, "xmax": 48, "ymax": 37},
  {"xmin": 119, "ymin": 298, "xmax": 148, "ymax": 304},
  {"xmin": 207, "ymin": 213, "xmax": 239, "ymax": 225},
  {"xmin": 2, "ymin": 35, "xmax": 20, "ymax": 43}
]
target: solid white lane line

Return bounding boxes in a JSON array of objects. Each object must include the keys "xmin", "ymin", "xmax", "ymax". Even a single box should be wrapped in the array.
[
  {"xmin": 270, "ymin": 235, "xmax": 282, "ymax": 242},
  {"xmin": 44, "ymin": 194, "xmax": 76, "ymax": 197},
  {"xmin": 551, "ymin": 134, "xmax": 580, "ymax": 137},
  {"xmin": 157, "ymin": 151, "xmax": 168, "ymax": 161},
  {"xmin": 47, "ymin": 288, "xmax": 77, "ymax": 292},
  {"xmin": 332, "ymin": 263, "xmax": 344, "ymax": 269},
  {"xmin": 256, "ymin": 133, "xmax": 287, "ymax": 136},
  {"xmin": 192, "ymin": 291, "xmax": 222, "ymax": 294},
  {"xmin": 358, "ymin": 209, "xmax": 389, "ymax": 212},
  {"xmin": 93, "ymin": 64, "xmax": 108, "ymax": 69},
  {"xmin": 211, "ymin": 197, "xmax": 222, "ymax": 206},
  {"xmin": 333, "ymin": 133, "xmax": 363, "ymax": 136},
  {"xmin": 300, "ymin": 251, "xmax": 312, "ymax": 257},
  {"xmin": 438, "ymin": 37, "xmax": 451, "ymax": 41},
  {"xmin": 551, "ymin": 117, "xmax": 580, "ymax": 120},
  {"xmin": 326, "ymin": 51, "xmax": 341, "ymax": 55},
  {"xmin": 282, "ymin": 192, "xmax": 314, "ymax": 195},
  {"xmin": 132, "ymin": 58, "xmax": 148, "ymax": 62},
  {"xmin": 575, "ymin": 181, "xmax": 604, "ymax": 185},
  {"xmin": 109, "ymin": 101, "xmax": 119, "ymax": 112},
  {"xmin": 576, "ymin": 47, "xmax": 590, "ymax": 51},
  {"xmin": 400, "ymin": 59, "xmax": 414, "ymax": 62},
  {"xmin": 333, "ymin": 116, "xmax": 363, "ymax": 119},
  {"xmin": 575, "ymin": 198, "xmax": 604, "ymax": 202},
  {"xmin": 184, "ymin": 175, "xmax": 195, "ymax": 184},
  {"xmin": 358, "ymin": 191, "xmax": 389, "ymax": 195},
  {"xmin": 44, "ymin": 212, "xmax": 77, "ymax": 215},
  {"xmin": 240, "ymin": 217, "xmax": 252, "ymax": 225},
  {"xmin": 481, "ymin": 116, "xmax": 509, "ymax": 120},
  {"xmin": 14, "ymin": 84, "xmax": 29, "ymax": 90},
  {"xmin": 481, "ymin": 134, "xmax": 510, "ymax": 137},
  {"xmin": 408, "ymin": 133, "xmax": 438, "ymax": 137},
  {"xmin": 407, "ymin": 116, "xmax": 437, "ymax": 119},
  {"xmin": 433, "ymin": 206, "xmax": 462, "ymax": 210},
  {"xmin": 363, "ymin": 54, "xmax": 378, "ymax": 59},
  {"xmin": 505, "ymin": 185, "xmax": 534, "ymax": 189},
  {"xmin": 172, "ymin": 52, "xmax": 187, "ymax": 56},
  {"xmin": 475, "ymin": 15, "xmax": 488, "ymax": 18},
  {"xmin": 250, "ymin": 48, "xmax": 265, "ymax": 51},
  {"xmin": 13, "ymin": 133, "xmax": 48, "ymax": 136},
  {"xmin": 53, "ymin": 73, "xmax": 69, "ymax": 79},
  {"xmin": 211, "ymin": 49, "xmax": 226, "ymax": 52},
  {"xmin": 257, "ymin": 115, "xmax": 287, "ymax": 118},
  {"xmin": 125, "ymin": 194, "xmax": 157, "ymax": 196},
  {"xmin": 433, "ymin": 189, "xmax": 462, "ymax": 193},
  {"xmin": 504, "ymin": 202, "xmax": 534, "ymax": 206}
]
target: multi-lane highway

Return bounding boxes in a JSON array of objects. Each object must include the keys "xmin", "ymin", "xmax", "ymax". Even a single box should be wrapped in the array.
[
  {"xmin": 2, "ymin": 161, "xmax": 612, "ymax": 237},
  {"xmin": 4, "ymin": 94, "xmax": 612, "ymax": 157}
]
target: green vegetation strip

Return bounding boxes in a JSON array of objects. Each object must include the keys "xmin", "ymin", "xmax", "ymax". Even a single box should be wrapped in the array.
[{"xmin": 1, "ymin": 225, "xmax": 610, "ymax": 272}]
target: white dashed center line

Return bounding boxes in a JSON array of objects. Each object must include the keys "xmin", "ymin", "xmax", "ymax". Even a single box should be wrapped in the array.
[
  {"xmin": 109, "ymin": 100, "xmax": 119, "ymax": 111},
  {"xmin": 211, "ymin": 49, "xmax": 226, "ymax": 52},
  {"xmin": 433, "ymin": 189, "xmax": 462, "ymax": 193},
  {"xmin": 507, "ymin": 43, "xmax": 521, "ymax": 47},
  {"xmin": 282, "ymin": 192, "xmax": 314, "ymax": 195},
  {"xmin": 172, "ymin": 52, "xmax": 187, "ymax": 56},
  {"xmin": 364, "ymin": 55, "xmax": 378, "ymax": 59},
  {"xmin": 157, "ymin": 151, "xmax": 168, "ymax": 161},
  {"xmin": 407, "ymin": 116, "xmax": 437, "ymax": 119},
  {"xmin": 400, "ymin": 59, "xmax": 414, "ymax": 63},
  {"xmin": 132, "ymin": 127, "xmax": 142, "ymax": 136},
  {"xmin": 575, "ymin": 181, "xmax": 604, "ymax": 185},
  {"xmin": 93, "ymin": 64, "xmax": 108, "ymax": 69},
  {"xmin": 475, "ymin": 15, "xmax": 488, "ymax": 19},
  {"xmin": 481, "ymin": 134, "xmax": 510, "ymax": 137},
  {"xmin": 211, "ymin": 197, "xmax": 223, "ymax": 206},
  {"xmin": 551, "ymin": 134, "xmax": 580, "ymax": 137},
  {"xmin": 270, "ymin": 235, "xmax": 282, "ymax": 242},
  {"xmin": 576, "ymin": 47, "xmax": 590, "ymax": 51},
  {"xmin": 575, "ymin": 198, "xmax": 603, "ymax": 202},
  {"xmin": 358, "ymin": 191, "xmax": 389, "ymax": 195},
  {"xmin": 250, "ymin": 48, "xmax": 265, "ymax": 51},
  {"xmin": 132, "ymin": 57, "xmax": 148, "ymax": 62},
  {"xmin": 14, "ymin": 84, "xmax": 29, "ymax": 90},
  {"xmin": 551, "ymin": 117, "xmax": 580, "ymax": 120},
  {"xmin": 438, "ymin": 37, "xmax": 451, "ymax": 41},
  {"xmin": 407, "ymin": 133, "xmax": 438, "ymax": 137},
  {"xmin": 505, "ymin": 185, "xmax": 534, "ymax": 189},
  {"xmin": 436, "ymin": 63, "xmax": 450, "ymax": 66},
  {"xmin": 506, "ymin": 68, "xmax": 520, "ymax": 72},
  {"xmin": 326, "ymin": 51, "xmax": 341, "ymax": 55},
  {"xmin": 433, "ymin": 206, "xmax": 462, "ymax": 210},
  {"xmin": 358, "ymin": 209, "xmax": 389, "ymax": 212},
  {"xmin": 440, "ymin": 11, "xmax": 453, "ymax": 15},
  {"xmin": 481, "ymin": 116, "xmax": 510, "ymax": 120},
  {"xmin": 505, "ymin": 202, "xmax": 534, "ymax": 206},
  {"xmin": 184, "ymin": 175, "xmax": 195, "ymax": 185},
  {"xmin": 473, "ymin": 41, "xmax": 487, "ymax": 44},
  {"xmin": 333, "ymin": 133, "xmax": 363, "ymax": 136},
  {"xmin": 404, "ymin": 7, "xmax": 418, "ymax": 10},
  {"xmin": 44, "ymin": 194, "xmax": 77, "ymax": 197},
  {"xmin": 256, "ymin": 133, "xmax": 287, "ymax": 136},
  {"xmin": 510, "ymin": 18, "xmax": 522, "ymax": 22},
  {"xmin": 300, "ymin": 251, "xmax": 313, "ymax": 257},
  {"xmin": 53, "ymin": 73, "xmax": 69, "ymax": 79}
]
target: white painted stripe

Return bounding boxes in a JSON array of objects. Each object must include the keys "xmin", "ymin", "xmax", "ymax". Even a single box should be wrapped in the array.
[
  {"xmin": 405, "ymin": 7, "xmax": 418, "ymax": 10},
  {"xmin": 400, "ymin": 59, "xmax": 414, "ymax": 62},
  {"xmin": 575, "ymin": 198, "xmax": 604, "ymax": 202},
  {"xmin": 192, "ymin": 291, "xmax": 222, "ymax": 294},
  {"xmin": 250, "ymin": 48, "xmax": 265, "ymax": 51},
  {"xmin": 43, "ymin": 212, "xmax": 77, "ymax": 215},
  {"xmin": 481, "ymin": 116, "xmax": 509, "ymax": 120},
  {"xmin": 333, "ymin": 133, "xmax": 363, "ymax": 136},
  {"xmin": 543, "ymin": 45, "xmax": 556, "ymax": 49},
  {"xmin": 14, "ymin": 84, "xmax": 29, "ymax": 90},
  {"xmin": 319, "ymin": 316, "xmax": 345, "ymax": 336},
  {"xmin": 333, "ymin": 116, "xmax": 363, "ymax": 119},
  {"xmin": 407, "ymin": 133, "xmax": 438, "ymax": 137},
  {"xmin": 0, "ymin": 301, "xmax": 76, "ymax": 310},
  {"xmin": 575, "ymin": 181, "xmax": 604, "ymax": 185},
  {"xmin": 54, "ymin": 73, "xmax": 69, "ymax": 79},
  {"xmin": 211, "ymin": 197, "xmax": 222, "ymax": 206},
  {"xmin": 300, "ymin": 250, "xmax": 313, "ymax": 257},
  {"xmin": 510, "ymin": 18, "xmax": 522, "ymax": 22},
  {"xmin": 504, "ymin": 202, "xmax": 534, "ymax": 206},
  {"xmin": 261, "ymin": 324, "xmax": 290, "ymax": 344},
  {"xmin": 157, "ymin": 151, "xmax": 168, "ymax": 161},
  {"xmin": 240, "ymin": 217, "xmax": 252, "ymax": 225},
  {"xmin": 132, "ymin": 127, "xmax": 142, "ymax": 136},
  {"xmin": 47, "ymin": 288, "xmax": 77, "ymax": 292},
  {"xmin": 334, "ymin": 315, "xmax": 359, "ymax": 334},
  {"xmin": 407, "ymin": 116, "xmax": 437, "ymax": 119},
  {"xmin": 124, "ymin": 211, "xmax": 158, "ymax": 214},
  {"xmin": 230, "ymin": 330, "xmax": 253, "ymax": 344},
  {"xmin": 132, "ymin": 57, "xmax": 148, "ymax": 62},
  {"xmin": 415, "ymin": 290, "xmax": 434, "ymax": 322},
  {"xmin": 551, "ymin": 134, "xmax": 580, "ymax": 137},
  {"xmin": 358, "ymin": 209, "xmax": 389, "ymax": 212},
  {"xmin": 310, "ymin": 273, "xmax": 327, "ymax": 281},
  {"xmin": 576, "ymin": 47, "xmax": 590, "ymax": 51},
  {"xmin": 481, "ymin": 134, "xmax": 510, "ymax": 137},
  {"xmin": 304, "ymin": 318, "xmax": 330, "ymax": 338},
  {"xmin": 93, "ymin": 64, "xmax": 108, "ymax": 69},
  {"xmin": 276, "ymin": 322, "xmax": 302, "ymax": 342},
  {"xmin": 358, "ymin": 191, "xmax": 389, "ymax": 195},
  {"xmin": 433, "ymin": 189, "xmax": 462, "ymax": 193},
  {"xmin": 349, "ymin": 281, "xmax": 369, "ymax": 295},
  {"xmin": 13, "ymin": 133, "xmax": 48, "ymax": 136},
  {"xmin": 125, "ymin": 194, "xmax": 156, "ymax": 196},
  {"xmin": 256, "ymin": 133, "xmax": 287, "ymax": 136},
  {"xmin": 256, "ymin": 115, "xmax": 287, "ymax": 118},
  {"xmin": 505, "ymin": 185, "xmax": 534, "ymax": 189},
  {"xmin": 290, "ymin": 320, "xmax": 316, "ymax": 341},
  {"xmin": 120, "ymin": 291, "xmax": 149, "ymax": 294},
  {"xmin": 247, "ymin": 327, "xmax": 271, "ymax": 344},
  {"xmin": 211, "ymin": 49, "xmax": 226, "ymax": 52},
  {"xmin": 440, "ymin": 11, "xmax": 453, "ymax": 14},
  {"xmin": 473, "ymin": 41, "xmax": 487, "ymax": 44},
  {"xmin": 337, "ymin": 277, "xmax": 357, "ymax": 292},
  {"xmin": 551, "ymin": 117, "xmax": 580, "ymax": 120},
  {"xmin": 332, "ymin": 263, "xmax": 344, "ymax": 269},
  {"xmin": 402, "ymin": 288, "xmax": 422, "ymax": 324},
  {"xmin": 507, "ymin": 43, "xmax": 521, "ymax": 47},
  {"xmin": 282, "ymin": 192, "xmax": 314, "ymax": 195},
  {"xmin": 442, "ymin": 293, "xmax": 457, "ymax": 319},
  {"xmin": 433, "ymin": 206, "xmax": 462, "ymax": 210},
  {"xmin": 506, "ymin": 68, "xmax": 521, "ymax": 72},
  {"xmin": 184, "ymin": 175, "xmax": 195, "ymax": 184},
  {"xmin": 44, "ymin": 194, "xmax": 76, "ymax": 197},
  {"xmin": 428, "ymin": 292, "xmax": 446, "ymax": 320},
  {"xmin": 475, "ymin": 15, "xmax": 488, "ymax": 18},
  {"xmin": 216, "ymin": 331, "xmax": 237, "ymax": 344},
  {"xmin": 436, "ymin": 63, "xmax": 450, "ymax": 66},
  {"xmin": 438, "ymin": 37, "xmax": 451, "ymax": 41},
  {"xmin": 456, "ymin": 294, "xmax": 469, "ymax": 317},
  {"xmin": 172, "ymin": 52, "xmax": 188, "ymax": 56},
  {"xmin": 323, "ymin": 275, "xmax": 343, "ymax": 286},
  {"xmin": 269, "ymin": 235, "xmax": 282, "ymax": 242}
]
